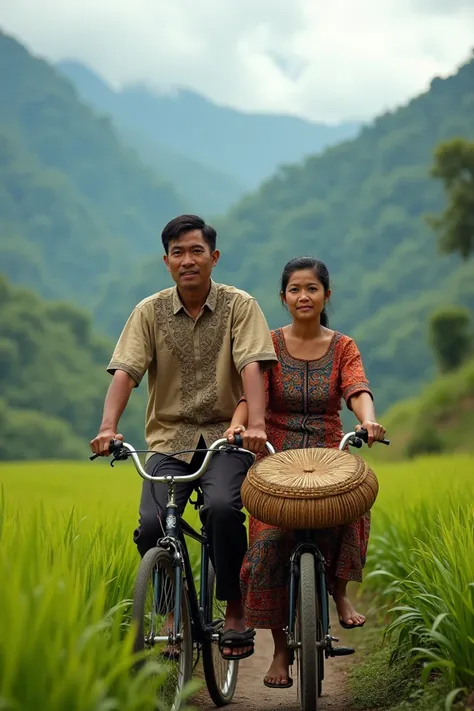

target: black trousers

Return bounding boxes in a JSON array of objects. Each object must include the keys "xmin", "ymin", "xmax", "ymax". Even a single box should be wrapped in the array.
[{"xmin": 133, "ymin": 438, "xmax": 253, "ymax": 601}]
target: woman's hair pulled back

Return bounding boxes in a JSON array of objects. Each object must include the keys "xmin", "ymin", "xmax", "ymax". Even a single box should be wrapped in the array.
[{"xmin": 280, "ymin": 256, "xmax": 331, "ymax": 327}]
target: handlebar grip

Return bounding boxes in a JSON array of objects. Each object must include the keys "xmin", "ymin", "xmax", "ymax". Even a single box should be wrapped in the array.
[
  {"xmin": 355, "ymin": 428, "xmax": 390, "ymax": 445},
  {"xmin": 232, "ymin": 433, "xmax": 276, "ymax": 454},
  {"xmin": 89, "ymin": 438, "xmax": 124, "ymax": 461}
]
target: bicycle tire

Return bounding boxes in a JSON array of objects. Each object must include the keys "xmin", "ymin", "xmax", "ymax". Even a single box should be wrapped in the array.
[
  {"xmin": 201, "ymin": 563, "xmax": 239, "ymax": 706},
  {"xmin": 132, "ymin": 546, "xmax": 193, "ymax": 711},
  {"xmin": 297, "ymin": 552, "xmax": 320, "ymax": 711},
  {"xmin": 317, "ymin": 619, "xmax": 324, "ymax": 697}
]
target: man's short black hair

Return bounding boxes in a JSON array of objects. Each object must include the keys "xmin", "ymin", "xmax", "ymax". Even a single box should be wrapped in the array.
[{"xmin": 162, "ymin": 214, "xmax": 217, "ymax": 253}]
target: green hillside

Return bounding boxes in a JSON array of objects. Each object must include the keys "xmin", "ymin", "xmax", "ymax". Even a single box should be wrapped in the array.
[
  {"xmin": 370, "ymin": 357, "xmax": 474, "ymax": 461},
  {"xmin": 99, "ymin": 53, "xmax": 474, "ymax": 412},
  {"xmin": 0, "ymin": 274, "xmax": 145, "ymax": 461},
  {"xmin": 0, "ymin": 30, "xmax": 183, "ymax": 305},
  {"xmin": 120, "ymin": 125, "xmax": 246, "ymax": 216},
  {"xmin": 56, "ymin": 61, "xmax": 246, "ymax": 215}
]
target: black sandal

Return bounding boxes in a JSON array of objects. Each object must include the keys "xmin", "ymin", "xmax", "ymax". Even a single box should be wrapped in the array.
[
  {"xmin": 339, "ymin": 618, "xmax": 366, "ymax": 630},
  {"xmin": 264, "ymin": 677, "xmax": 293, "ymax": 689},
  {"xmin": 218, "ymin": 628, "xmax": 256, "ymax": 661}
]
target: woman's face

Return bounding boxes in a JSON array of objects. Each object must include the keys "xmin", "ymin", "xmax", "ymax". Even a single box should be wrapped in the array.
[{"xmin": 282, "ymin": 268, "xmax": 329, "ymax": 322}]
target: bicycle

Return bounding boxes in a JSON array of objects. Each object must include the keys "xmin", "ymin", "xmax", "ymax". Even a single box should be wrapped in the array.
[
  {"xmin": 91, "ymin": 437, "xmax": 274, "ymax": 711},
  {"xmin": 239, "ymin": 426, "xmax": 388, "ymax": 711}
]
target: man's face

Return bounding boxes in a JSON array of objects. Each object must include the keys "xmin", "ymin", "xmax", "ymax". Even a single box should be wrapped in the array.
[{"xmin": 163, "ymin": 230, "xmax": 220, "ymax": 290}]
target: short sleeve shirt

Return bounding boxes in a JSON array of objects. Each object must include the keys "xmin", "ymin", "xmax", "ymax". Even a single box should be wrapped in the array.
[{"xmin": 107, "ymin": 280, "xmax": 277, "ymax": 461}]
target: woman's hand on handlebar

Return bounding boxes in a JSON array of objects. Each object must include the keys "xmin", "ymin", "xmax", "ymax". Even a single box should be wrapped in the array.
[
  {"xmin": 355, "ymin": 421, "xmax": 386, "ymax": 448},
  {"xmin": 224, "ymin": 424, "xmax": 267, "ymax": 454},
  {"xmin": 224, "ymin": 424, "xmax": 244, "ymax": 444},
  {"xmin": 90, "ymin": 429, "xmax": 123, "ymax": 456}
]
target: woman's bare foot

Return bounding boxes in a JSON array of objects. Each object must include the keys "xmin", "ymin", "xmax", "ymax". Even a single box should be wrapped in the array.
[
  {"xmin": 334, "ymin": 594, "xmax": 365, "ymax": 626},
  {"xmin": 263, "ymin": 629, "xmax": 292, "ymax": 688},
  {"xmin": 333, "ymin": 579, "xmax": 365, "ymax": 627},
  {"xmin": 264, "ymin": 651, "xmax": 292, "ymax": 687}
]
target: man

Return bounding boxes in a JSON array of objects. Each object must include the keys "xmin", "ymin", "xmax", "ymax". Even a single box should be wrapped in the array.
[{"xmin": 90, "ymin": 214, "xmax": 277, "ymax": 660}]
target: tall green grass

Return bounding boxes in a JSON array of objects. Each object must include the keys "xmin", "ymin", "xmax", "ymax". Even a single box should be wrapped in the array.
[
  {"xmin": 364, "ymin": 456, "xmax": 474, "ymax": 705},
  {"xmin": 0, "ymin": 474, "xmax": 201, "ymax": 710},
  {"xmin": 0, "ymin": 493, "xmax": 161, "ymax": 710}
]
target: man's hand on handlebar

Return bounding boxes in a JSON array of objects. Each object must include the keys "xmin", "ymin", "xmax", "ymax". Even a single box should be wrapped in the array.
[
  {"xmin": 224, "ymin": 424, "xmax": 267, "ymax": 454},
  {"xmin": 90, "ymin": 429, "xmax": 124, "ymax": 457},
  {"xmin": 355, "ymin": 421, "xmax": 386, "ymax": 448}
]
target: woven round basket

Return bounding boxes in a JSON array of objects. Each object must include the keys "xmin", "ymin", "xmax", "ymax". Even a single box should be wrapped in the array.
[{"xmin": 241, "ymin": 448, "xmax": 379, "ymax": 529}]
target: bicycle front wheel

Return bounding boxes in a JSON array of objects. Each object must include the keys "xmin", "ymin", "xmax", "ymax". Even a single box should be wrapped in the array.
[
  {"xmin": 296, "ymin": 552, "xmax": 320, "ymax": 711},
  {"xmin": 201, "ymin": 563, "xmax": 239, "ymax": 706},
  {"xmin": 132, "ymin": 547, "xmax": 193, "ymax": 711}
]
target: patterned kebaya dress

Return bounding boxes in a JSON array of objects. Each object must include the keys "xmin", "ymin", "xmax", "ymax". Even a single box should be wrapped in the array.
[{"xmin": 240, "ymin": 328, "xmax": 374, "ymax": 629}]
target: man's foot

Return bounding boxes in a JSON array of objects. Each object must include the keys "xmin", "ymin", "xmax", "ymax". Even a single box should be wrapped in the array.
[
  {"xmin": 219, "ymin": 627, "xmax": 255, "ymax": 661},
  {"xmin": 263, "ymin": 649, "xmax": 293, "ymax": 689},
  {"xmin": 334, "ymin": 593, "xmax": 366, "ymax": 628},
  {"xmin": 219, "ymin": 600, "xmax": 255, "ymax": 660}
]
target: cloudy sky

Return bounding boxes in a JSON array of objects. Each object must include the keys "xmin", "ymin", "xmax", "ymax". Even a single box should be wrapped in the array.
[{"xmin": 1, "ymin": 0, "xmax": 473, "ymax": 123}]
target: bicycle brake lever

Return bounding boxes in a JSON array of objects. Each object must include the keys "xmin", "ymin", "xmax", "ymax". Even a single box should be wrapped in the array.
[{"xmin": 109, "ymin": 450, "xmax": 129, "ymax": 467}]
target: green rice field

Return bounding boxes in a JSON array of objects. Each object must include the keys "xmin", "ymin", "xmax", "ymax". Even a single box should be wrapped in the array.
[{"xmin": 0, "ymin": 452, "xmax": 473, "ymax": 709}]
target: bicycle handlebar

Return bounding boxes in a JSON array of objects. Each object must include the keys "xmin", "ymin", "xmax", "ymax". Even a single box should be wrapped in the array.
[
  {"xmin": 89, "ymin": 427, "xmax": 388, "ymax": 482},
  {"xmin": 91, "ymin": 437, "xmax": 275, "ymax": 484},
  {"xmin": 339, "ymin": 427, "xmax": 390, "ymax": 451}
]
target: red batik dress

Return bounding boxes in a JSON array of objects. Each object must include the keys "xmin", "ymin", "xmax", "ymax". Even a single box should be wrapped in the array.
[{"xmin": 240, "ymin": 328, "xmax": 374, "ymax": 629}]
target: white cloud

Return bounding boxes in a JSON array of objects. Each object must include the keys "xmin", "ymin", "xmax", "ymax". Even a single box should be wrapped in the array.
[{"xmin": 1, "ymin": 0, "xmax": 473, "ymax": 122}]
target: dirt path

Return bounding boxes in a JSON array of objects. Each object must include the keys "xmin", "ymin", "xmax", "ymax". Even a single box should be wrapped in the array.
[{"xmin": 194, "ymin": 607, "xmax": 357, "ymax": 711}]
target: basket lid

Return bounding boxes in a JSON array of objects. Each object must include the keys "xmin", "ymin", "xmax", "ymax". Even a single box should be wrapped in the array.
[{"xmin": 246, "ymin": 448, "xmax": 372, "ymax": 500}]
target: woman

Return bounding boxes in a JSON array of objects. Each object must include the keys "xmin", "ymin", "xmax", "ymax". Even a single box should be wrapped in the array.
[{"xmin": 225, "ymin": 257, "xmax": 386, "ymax": 689}]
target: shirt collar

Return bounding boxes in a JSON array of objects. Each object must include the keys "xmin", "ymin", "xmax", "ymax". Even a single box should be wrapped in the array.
[{"xmin": 172, "ymin": 279, "xmax": 218, "ymax": 315}]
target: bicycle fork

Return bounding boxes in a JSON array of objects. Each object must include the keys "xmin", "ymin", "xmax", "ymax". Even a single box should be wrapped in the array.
[{"xmin": 150, "ymin": 484, "xmax": 185, "ymax": 647}]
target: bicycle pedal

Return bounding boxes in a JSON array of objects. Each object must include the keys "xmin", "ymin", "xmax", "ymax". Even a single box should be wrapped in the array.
[{"xmin": 330, "ymin": 646, "xmax": 355, "ymax": 657}]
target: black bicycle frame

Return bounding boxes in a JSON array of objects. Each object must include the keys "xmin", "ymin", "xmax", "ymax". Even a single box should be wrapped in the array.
[
  {"xmin": 287, "ymin": 532, "xmax": 330, "ymax": 646},
  {"xmin": 159, "ymin": 481, "xmax": 213, "ymax": 646}
]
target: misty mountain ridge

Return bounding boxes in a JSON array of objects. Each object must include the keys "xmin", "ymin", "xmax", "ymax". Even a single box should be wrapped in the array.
[{"xmin": 57, "ymin": 59, "xmax": 362, "ymax": 214}]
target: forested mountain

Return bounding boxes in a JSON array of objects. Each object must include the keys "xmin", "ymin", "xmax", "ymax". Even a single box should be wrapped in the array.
[
  {"xmin": 56, "ymin": 61, "xmax": 244, "ymax": 216},
  {"xmin": 0, "ymin": 30, "xmax": 183, "ymax": 305},
  {"xmin": 2, "ymin": 26, "xmax": 474, "ymax": 433},
  {"xmin": 0, "ymin": 274, "xmax": 145, "ymax": 460},
  {"xmin": 101, "ymin": 54, "xmax": 474, "ymax": 412},
  {"xmin": 57, "ymin": 60, "xmax": 361, "ymax": 214}
]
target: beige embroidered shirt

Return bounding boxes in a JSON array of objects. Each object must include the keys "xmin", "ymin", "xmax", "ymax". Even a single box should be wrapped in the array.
[{"xmin": 107, "ymin": 280, "xmax": 277, "ymax": 461}]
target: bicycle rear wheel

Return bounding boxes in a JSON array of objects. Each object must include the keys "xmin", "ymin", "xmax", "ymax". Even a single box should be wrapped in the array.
[
  {"xmin": 132, "ymin": 546, "xmax": 193, "ymax": 711},
  {"xmin": 296, "ymin": 552, "xmax": 320, "ymax": 711},
  {"xmin": 201, "ymin": 563, "xmax": 239, "ymax": 706}
]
